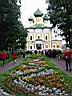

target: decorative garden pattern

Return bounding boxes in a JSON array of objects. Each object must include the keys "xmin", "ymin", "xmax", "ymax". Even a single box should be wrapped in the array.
[{"xmin": 0, "ymin": 55, "xmax": 72, "ymax": 96}]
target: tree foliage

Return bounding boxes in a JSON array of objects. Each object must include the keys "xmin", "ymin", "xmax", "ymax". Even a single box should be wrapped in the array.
[
  {"xmin": 48, "ymin": 0, "xmax": 72, "ymax": 48},
  {"xmin": 0, "ymin": 0, "xmax": 27, "ymax": 50},
  {"xmin": 15, "ymin": 22, "xmax": 28, "ymax": 49}
]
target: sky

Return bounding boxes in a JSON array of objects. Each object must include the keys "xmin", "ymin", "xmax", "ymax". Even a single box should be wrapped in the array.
[{"xmin": 20, "ymin": 0, "xmax": 47, "ymax": 26}]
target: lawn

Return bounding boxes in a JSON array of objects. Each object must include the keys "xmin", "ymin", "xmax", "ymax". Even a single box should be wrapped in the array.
[
  {"xmin": 0, "ymin": 57, "xmax": 12, "ymax": 66},
  {"xmin": 0, "ymin": 54, "xmax": 72, "ymax": 96}
]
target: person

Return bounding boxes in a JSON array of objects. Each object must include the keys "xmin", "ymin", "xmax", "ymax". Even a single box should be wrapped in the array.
[
  {"xmin": 11, "ymin": 51, "xmax": 17, "ymax": 63},
  {"xmin": 23, "ymin": 51, "xmax": 25, "ymax": 58},
  {"xmin": 1, "ymin": 50, "xmax": 8, "ymax": 65},
  {"xmin": 0, "ymin": 53, "xmax": 2, "ymax": 60},
  {"xmin": 64, "ymin": 47, "xmax": 72, "ymax": 71}
]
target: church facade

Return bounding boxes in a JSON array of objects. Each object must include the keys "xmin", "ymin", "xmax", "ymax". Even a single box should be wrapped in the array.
[{"xmin": 26, "ymin": 9, "xmax": 62, "ymax": 51}]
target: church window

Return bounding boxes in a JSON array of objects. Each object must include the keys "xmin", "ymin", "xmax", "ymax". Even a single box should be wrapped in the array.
[
  {"xmin": 30, "ymin": 36, "xmax": 32, "ymax": 40},
  {"xmin": 53, "ymin": 45, "xmax": 55, "ymax": 48},
  {"xmin": 45, "ymin": 45, "xmax": 48, "ymax": 48},
  {"xmin": 38, "ymin": 36, "xmax": 40, "ymax": 39},
  {"xmin": 37, "ymin": 18, "xmax": 40, "ymax": 22},
  {"xmin": 55, "ymin": 35, "xmax": 57, "ymax": 37},
  {"xmin": 57, "ymin": 45, "xmax": 59, "ymax": 48},
  {"xmin": 45, "ymin": 36, "xmax": 48, "ymax": 40},
  {"xmin": 30, "ymin": 46, "xmax": 32, "ymax": 49},
  {"xmin": 54, "ymin": 30, "xmax": 55, "ymax": 33}
]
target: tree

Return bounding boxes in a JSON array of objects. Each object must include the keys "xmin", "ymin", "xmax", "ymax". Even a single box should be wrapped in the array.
[
  {"xmin": 47, "ymin": 0, "xmax": 72, "ymax": 48},
  {"xmin": 15, "ymin": 21, "xmax": 28, "ymax": 50},
  {"xmin": 0, "ymin": 0, "xmax": 27, "ymax": 50}
]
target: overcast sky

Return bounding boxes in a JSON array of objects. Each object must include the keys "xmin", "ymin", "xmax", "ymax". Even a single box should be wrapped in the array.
[{"xmin": 20, "ymin": 0, "xmax": 47, "ymax": 26}]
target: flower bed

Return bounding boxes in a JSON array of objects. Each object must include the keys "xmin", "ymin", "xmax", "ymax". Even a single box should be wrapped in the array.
[
  {"xmin": 29, "ymin": 59, "xmax": 47, "ymax": 67},
  {"xmin": 1, "ymin": 58, "xmax": 72, "ymax": 96}
]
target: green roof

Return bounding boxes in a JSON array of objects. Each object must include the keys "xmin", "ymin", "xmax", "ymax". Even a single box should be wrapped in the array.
[
  {"xmin": 34, "ymin": 8, "xmax": 43, "ymax": 17},
  {"xmin": 28, "ymin": 16, "xmax": 34, "ymax": 21},
  {"xmin": 34, "ymin": 24, "xmax": 44, "ymax": 27},
  {"xmin": 43, "ymin": 14, "xmax": 49, "ymax": 20},
  {"xmin": 27, "ymin": 26, "xmax": 51, "ymax": 29},
  {"xmin": 45, "ymin": 0, "xmax": 49, "ymax": 3},
  {"xmin": 35, "ymin": 39, "xmax": 43, "ymax": 41}
]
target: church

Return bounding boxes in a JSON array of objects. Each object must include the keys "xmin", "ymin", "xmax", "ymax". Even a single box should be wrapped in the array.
[{"xmin": 26, "ymin": 8, "xmax": 62, "ymax": 51}]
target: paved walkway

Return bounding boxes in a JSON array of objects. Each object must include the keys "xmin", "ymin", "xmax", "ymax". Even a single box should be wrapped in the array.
[
  {"xmin": 51, "ymin": 58, "xmax": 72, "ymax": 77},
  {"xmin": 0, "ymin": 55, "xmax": 72, "ymax": 77},
  {"xmin": 0, "ymin": 57, "xmax": 24, "ymax": 73}
]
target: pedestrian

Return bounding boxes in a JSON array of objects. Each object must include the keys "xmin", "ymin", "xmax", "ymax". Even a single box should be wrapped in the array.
[
  {"xmin": 23, "ymin": 51, "xmax": 25, "ymax": 58},
  {"xmin": 11, "ymin": 51, "xmax": 17, "ymax": 63},
  {"xmin": 1, "ymin": 50, "xmax": 8, "ymax": 66},
  {"xmin": 64, "ymin": 47, "xmax": 72, "ymax": 71}
]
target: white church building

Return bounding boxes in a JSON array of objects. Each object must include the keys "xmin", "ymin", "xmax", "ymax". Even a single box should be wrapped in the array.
[{"xmin": 26, "ymin": 8, "xmax": 62, "ymax": 51}]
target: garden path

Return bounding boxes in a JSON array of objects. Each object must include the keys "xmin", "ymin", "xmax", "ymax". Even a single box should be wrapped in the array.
[
  {"xmin": 0, "ymin": 57, "xmax": 24, "ymax": 73},
  {"xmin": 0, "ymin": 54, "xmax": 72, "ymax": 77},
  {"xmin": 51, "ymin": 58, "xmax": 72, "ymax": 77}
]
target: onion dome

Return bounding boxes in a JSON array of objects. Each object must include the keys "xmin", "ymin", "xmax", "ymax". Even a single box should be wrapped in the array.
[
  {"xmin": 28, "ymin": 16, "xmax": 34, "ymax": 21},
  {"xmin": 34, "ymin": 8, "xmax": 43, "ymax": 17},
  {"xmin": 43, "ymin": 14, "xmax": 49, "ymax": 21},
  {"xmin": 45, "ymin": 0, "xmax": 49, "ymax": 3}
]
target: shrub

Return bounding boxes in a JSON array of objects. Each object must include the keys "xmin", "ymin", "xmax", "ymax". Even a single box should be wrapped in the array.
[{"xmin": 52, "ymin": 49, "xmax": 57, "ymax": 58}]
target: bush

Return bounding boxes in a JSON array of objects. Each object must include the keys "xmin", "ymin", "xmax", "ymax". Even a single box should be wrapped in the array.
[
  {"xmin": 16, "ymin": 49, "xmax": 23, "ymax": 55},
  {"xmin": 25, "ymin": 50, "xmax": 33, "ymax": 54},
  {"xmin": 52, "ymin": 49, "xmax": 57, "ymax": 58},
  {"xmin": 56, "ymin": 50, "xmax": 63, "ymax": 59},
  {"xmin": 6, "ymin": 51, "xmax": 11, "ymax": 58},
  {"xmin": 56, "ymin": 50, "xmax": 63, "ymax": 54}
]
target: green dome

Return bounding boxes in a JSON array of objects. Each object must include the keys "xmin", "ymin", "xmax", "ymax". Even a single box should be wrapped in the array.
[
  {"xmin": 45, "ymin": 0, "xmax": 49, "ymax": 3},
  {"xmin": 34, "ymin": 8, "xmax": 43, "ymax": 17},
  {"xmin": 28, "ymin": 16, "xmax": 34, "ymax": 21},
  {"xmin": 43, "ymin": 14, "xmax": 49, "ymax": 20}
]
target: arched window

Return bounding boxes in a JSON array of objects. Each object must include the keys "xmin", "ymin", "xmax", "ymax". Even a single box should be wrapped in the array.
[
  {"xmin": 53, "ymin": 45, "xmax": 55, "ymax": 48},
  {"xmin": 55, "ymin": 35, "xmax": 57, "ymax": 37},
  {"xmin": 38, "ymin": 36, "xmax": 40, "ymax": 39},
  {"xmin": 30, "ymin": 46, "xmax": 32, "ymax": 49},
  {"xmin": 54, "ymin": 30, "xmax": 55, "ymax": 33},
  {"xmin": 45, "ymin": 36, "xmax": 48, "ymax": 40},
  {"xmin": 30, "ymin": 36, "xmax": 32, "ymax": 40},
  {"xmin": 57, "ymin": 45, "xmax": 59, "ymax": 48}
]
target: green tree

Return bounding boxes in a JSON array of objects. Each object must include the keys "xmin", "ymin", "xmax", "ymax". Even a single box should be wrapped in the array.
[
  {"xmin": 15, "ymin": 21, "xmax": 28, "ymax": 50},
  {"xmin": 0, "ymin": 0, "xmax": 27, "ymax": 50},
  {"xmin": 47, "ymin": 0, "xmax": 72, "ymax": 48}
]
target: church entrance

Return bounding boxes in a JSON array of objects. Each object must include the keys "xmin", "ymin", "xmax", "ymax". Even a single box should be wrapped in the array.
[
  {"xmin": 34, "ymin": 39, "xmax": 44, "ymax": 50},
  {"xmin": 36, "ymin": 44, "xmax": 41, "ymax": 49}
]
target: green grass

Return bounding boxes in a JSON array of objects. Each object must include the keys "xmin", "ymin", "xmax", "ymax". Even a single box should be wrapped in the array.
[
  {"xmin": 0, "ymin": 64, "xmax": 23, "ymax": 84},
  {"xmin": 0, "ymin": 57, "xmax": 12, "ymax": 66},
  {"xmin": 16, "ymin": 93, "xmax": 32, "ymax": 96}
]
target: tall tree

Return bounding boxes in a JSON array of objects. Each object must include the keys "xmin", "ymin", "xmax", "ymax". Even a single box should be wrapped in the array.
[
  {"xmin": 47, "ymin": 0, "xmax": 72, "ymax": 48},
  {"xmin": 0, "ymin": 0, "xmax": 27, "ymax": 50},
  {"xmin": 15, "ymin": 21, "xmax": 28, "ymax": 50}
]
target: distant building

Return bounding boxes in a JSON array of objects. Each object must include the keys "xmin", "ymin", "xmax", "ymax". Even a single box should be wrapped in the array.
[{"xmin": 26, "ymin": 8, "xmax": 62, "ymax": 51}]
